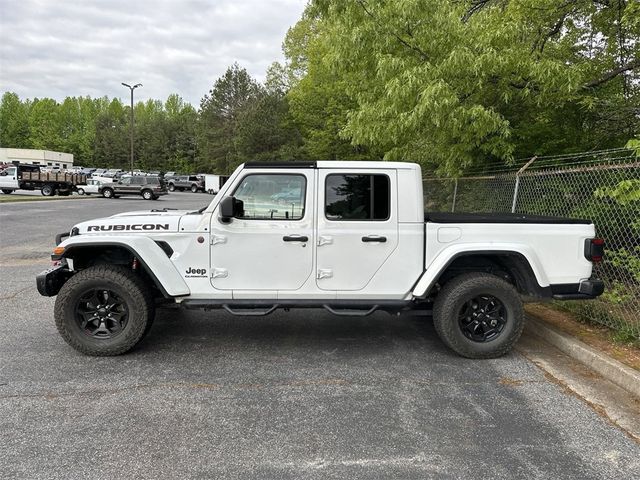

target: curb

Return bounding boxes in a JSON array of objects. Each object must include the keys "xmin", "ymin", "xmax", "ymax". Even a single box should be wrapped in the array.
[{"xmin": 524, "ymin": 316, "xmax": 640, "ymax": 398}]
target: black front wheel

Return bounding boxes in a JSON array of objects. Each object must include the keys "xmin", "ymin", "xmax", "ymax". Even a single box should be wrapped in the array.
[
  {"xmin": 433, "ymin": 273, "xmax": 524, "ymax": 359},
  {"xmin": 54, "ymin": 265, "xmax": 155, "ymax": 356},
  {"xmin": 1, "ymin": 189, "xmax": 13, "ymax": 194}
]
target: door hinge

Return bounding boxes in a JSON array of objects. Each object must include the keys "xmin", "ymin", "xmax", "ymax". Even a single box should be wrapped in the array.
[
  {"xmin": 211, "ymin": 234, "xmax": 227, "ymax": 245},
  {"xmin": 211, "ymin": 268, "xmax": 228, "ymax": 279},
  {"xmin": 317, "ymin": 269, "xmax": 333, "ymax": 280},
  {"xmin": 318, "ymin": 235, "xmax": 333, "ymax": 246}
]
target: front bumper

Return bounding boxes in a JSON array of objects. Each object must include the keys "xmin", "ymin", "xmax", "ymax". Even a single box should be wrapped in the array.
[
  {"xmin": 36, "ymin": 264, "xmax": 72, "ymax": 297},
  {"xmin": 551, "ymin": 278, "xmax": 605, "ymax": 300}
]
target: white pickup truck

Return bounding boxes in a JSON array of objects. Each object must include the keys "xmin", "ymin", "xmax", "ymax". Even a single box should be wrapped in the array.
[{"xmin": 37, "ymin": 161, "xmax": 604, "ymax": 358}]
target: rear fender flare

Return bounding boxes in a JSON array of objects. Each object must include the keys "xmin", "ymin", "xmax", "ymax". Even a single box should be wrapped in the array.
[{"xmin": 412, "ymin": 244, "xmax": 548, "ymax": 298}]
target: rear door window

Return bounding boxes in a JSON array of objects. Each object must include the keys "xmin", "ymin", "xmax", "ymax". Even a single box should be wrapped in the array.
[{"xmin": 325, "ymin": 174, "xmax": 390, "ymax": 221}]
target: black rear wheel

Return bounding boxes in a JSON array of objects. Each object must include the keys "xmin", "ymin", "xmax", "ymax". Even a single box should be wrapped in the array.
[
  {"xmin": 54, "ymin": 265, "xmax": 155, "ymax": 356},
  {"xmin": 433, "ymin": 273, "xmax": 524, "ymax": 359},
  {"xmin": 41, "ymin": 184, "xmax": 55, "ymax": 196},
  {"xmin": 142, "ymin": 189, "xmax": 153, "ymax": 200},
  {"xmin": 102, "ymin": 188, "xmax": 114, "ymax": 198},
  {"xmin": 191, "ymin": 184, "xmax": 198, "ymax": 193},
  {"xmin": 1, "ymin": 189, "xmax": 13, "ymax": 194}
]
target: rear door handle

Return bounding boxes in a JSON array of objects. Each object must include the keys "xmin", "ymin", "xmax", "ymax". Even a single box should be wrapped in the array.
[
  {"xmin": 283, "ymin": 235, "xmax": 308, "ymax": 242},
  {"xmin": 362, "ymin": 235, "xmax": 387, "ymax": 243}
]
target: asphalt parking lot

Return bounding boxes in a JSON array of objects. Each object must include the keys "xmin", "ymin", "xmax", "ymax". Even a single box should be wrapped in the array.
[{"xmin": 1, "ymin": 193, "xmax": 639, "ymax": 479}]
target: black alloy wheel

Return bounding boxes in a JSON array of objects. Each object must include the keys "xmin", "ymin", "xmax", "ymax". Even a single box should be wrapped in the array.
[
  {"xmin": 75, "ymin": 289, "xmax": 129, "ymax": 339},
  {"xmin": 432, "ymin": 272, "xmax": 524, "ymax": 359},
  {"xmin": 457, "ymin": 295, "xmax": 507, "ymax": 342}
]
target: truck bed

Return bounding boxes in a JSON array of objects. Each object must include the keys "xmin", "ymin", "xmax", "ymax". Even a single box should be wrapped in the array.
[
  {"xmin": 425, "ymin": 212, "xmax": 592, "ymax": 225},
  {"xmin": 21, "ymin": 171, "xmax": 87, "ymax": 185}
]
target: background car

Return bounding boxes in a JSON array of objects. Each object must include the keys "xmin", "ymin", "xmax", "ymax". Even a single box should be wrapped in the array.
[
  {"xmin": 99, "ymin": 175, "xmax": 168, "ymax": 200},
  {"xmin": 76, "ymin": 178, "xmax": 103, "ymax": 195},
  {"xmin": 167, "ymin": 175, "xmax": 205, "ymax": 192}
]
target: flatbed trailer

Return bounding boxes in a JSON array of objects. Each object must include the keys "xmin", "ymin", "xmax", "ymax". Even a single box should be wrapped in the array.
[{"xmin": 0, "ymin": 164, "xmax": 87, "ymax": 196}]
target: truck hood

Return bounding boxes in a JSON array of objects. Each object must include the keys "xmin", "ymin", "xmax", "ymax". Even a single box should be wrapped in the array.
[{"xmin": 73, "ymin": 209, "xmax": 191, "ymax": 234}]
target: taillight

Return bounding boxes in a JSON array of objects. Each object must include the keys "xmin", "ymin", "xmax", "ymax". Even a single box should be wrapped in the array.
[{"xmin": 584, "ymin": 238, "xmax": 605, "ymax": 263}]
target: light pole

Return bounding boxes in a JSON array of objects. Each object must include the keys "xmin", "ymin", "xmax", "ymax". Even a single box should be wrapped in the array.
[{"xmin": 121, "ymin": 82, "xmax": 142, "ymax": 174}]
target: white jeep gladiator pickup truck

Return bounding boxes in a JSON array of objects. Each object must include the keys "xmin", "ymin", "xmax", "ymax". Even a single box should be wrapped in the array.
[{"xmin": 37, "ymin": 161, "xmax": 604, "ymax": 358}]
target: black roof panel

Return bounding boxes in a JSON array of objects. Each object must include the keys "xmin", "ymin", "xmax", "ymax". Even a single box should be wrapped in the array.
[{"xmin": 244, "ymin": 161, "xmax": 317, "ymax": 169}]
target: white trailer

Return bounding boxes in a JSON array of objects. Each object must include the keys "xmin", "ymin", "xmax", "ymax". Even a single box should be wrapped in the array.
[{"xmin": 204, "ymin": 174, "xmax": 229, "ymax": 194}]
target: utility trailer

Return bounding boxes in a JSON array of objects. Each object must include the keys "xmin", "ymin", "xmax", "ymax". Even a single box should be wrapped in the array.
[
  {"xmin": 204, "ymin": 174, "xmax": 229, "ymax": 194},
  {"xmin": 0, "ymin": 164, "xmax": 87, "ymax": 196}
]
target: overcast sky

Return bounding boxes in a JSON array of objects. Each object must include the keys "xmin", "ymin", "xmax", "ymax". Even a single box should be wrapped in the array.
[{"xmin": 0, "ymin": 0, "xmax": 306, "ymax": 106}]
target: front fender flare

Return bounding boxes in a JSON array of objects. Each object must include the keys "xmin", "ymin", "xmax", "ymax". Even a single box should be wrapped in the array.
[{"xmin": 59, "ymin": 235, "xmax": 190, "ymax": 297}]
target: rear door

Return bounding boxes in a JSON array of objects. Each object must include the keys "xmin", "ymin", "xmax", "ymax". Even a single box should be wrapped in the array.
[{"xmin": 316, "ymin": 169, "xmax": 398, "ymax": 291}]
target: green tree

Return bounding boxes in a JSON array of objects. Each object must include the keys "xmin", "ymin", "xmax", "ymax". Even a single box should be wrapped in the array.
[
  {"xmin": 94, "ymin": 98, "xmax": 128, "ymax": 168},
  {"xmin": 28, "ymin": 98, "xmax": 61, "ymax": 151},
  {"xmin": 284, "ymin": 11, "xmax": 376, "ymax": 160},
  {"xmin": 305, "ymin": 0, "xmax": 640, "ymax": 173},
  {"xmin": 0, "ymin": 92, "xmax": 31, "ymax": 148},
  {"xmin": 198, "ymin": 64, "xmax": 261, "ymax": 173}
]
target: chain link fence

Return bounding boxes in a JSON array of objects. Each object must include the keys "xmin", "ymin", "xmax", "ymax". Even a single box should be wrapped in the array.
[{"xmin": 424, "ymin": 148, "xmax": 640, "ymax": 340}]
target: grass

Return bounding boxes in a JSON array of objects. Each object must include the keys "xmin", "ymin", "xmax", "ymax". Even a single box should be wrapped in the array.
[
  {"xmin": 526, "ymin": 303, "xmax": 640, "ymax": 370},
  {"xmin": 552, "ymin": 299, "xmax": 640, "ymax": 346},
  {"xmin": 0, "ymin": 194, "xmax": 92, "ymax": 203}
]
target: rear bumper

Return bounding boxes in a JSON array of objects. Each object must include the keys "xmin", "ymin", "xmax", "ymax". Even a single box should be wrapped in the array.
[
  {"xmin": 36, "ymin": 264, "xmax": 72, "ymax": 296},
  {"xmin": 551, "ymin": 278, "xmax": 605, "ymax": 300}
]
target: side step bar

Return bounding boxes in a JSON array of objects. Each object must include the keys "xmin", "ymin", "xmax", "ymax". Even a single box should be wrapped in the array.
[{"xmin": 181, "ymin": 299, "xmax": 413, "ymax": 317}]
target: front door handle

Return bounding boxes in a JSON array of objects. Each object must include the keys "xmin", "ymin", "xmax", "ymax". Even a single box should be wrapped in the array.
[
  {"xmin": 283, "ymin": 235, "xmax": 309, "ymax": 242},
  {"xmin": 362, "ymin": 235, "xmax": 387, "ymax": 243}
]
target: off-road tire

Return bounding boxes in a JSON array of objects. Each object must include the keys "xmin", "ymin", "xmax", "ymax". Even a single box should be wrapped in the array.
[
  {"xmin": 142, "ymin": 189, "xmax": 153, "ymax": 200},
  {"xmin": 433, "ymin": 272, "xmax": 524, "ymax": 359},
  {"xmin": 102, "ymin": 188, "xmax": 114, "ymax": 198},
  {"xmin": 54, "ymin": 265, "xmax": 155, "ymax": 356}
]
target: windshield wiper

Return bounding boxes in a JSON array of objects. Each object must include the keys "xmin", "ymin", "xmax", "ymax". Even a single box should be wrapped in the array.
[{"xmin": 187, "ymin": 205, "xmax": 208, "ymax": 215}]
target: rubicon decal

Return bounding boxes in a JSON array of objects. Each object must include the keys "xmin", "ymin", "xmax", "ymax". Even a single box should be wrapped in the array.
[
  {"xmin": 87, "ymin": 224, "xmax": 170, "ymax": 231},
  {"xmin": 185, "ymin": 267, "xmax": 207, "ymax": 278}
]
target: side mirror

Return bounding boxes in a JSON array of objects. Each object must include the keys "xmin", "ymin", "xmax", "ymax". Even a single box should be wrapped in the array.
[{"xmin": 219, "ymin": 196, "xmax": 244, "ymax": 221}]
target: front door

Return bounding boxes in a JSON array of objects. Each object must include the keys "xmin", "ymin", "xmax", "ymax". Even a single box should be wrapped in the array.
[
  {"xmin": 210, "ymin": 169, "xmax": 314, "ymax": 291},
  {"xmin": 0, "ymin": 167, "xmax": 19, "ymax": 189},
  {"xmin": 316, "ymin": 169, "xmax": 398, "ymax": 291}
]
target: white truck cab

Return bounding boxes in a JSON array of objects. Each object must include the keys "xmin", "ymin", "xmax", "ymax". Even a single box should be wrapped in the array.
[{"xmin": 38, "ymin": 161, "xmax": 604, "ymax": 358}]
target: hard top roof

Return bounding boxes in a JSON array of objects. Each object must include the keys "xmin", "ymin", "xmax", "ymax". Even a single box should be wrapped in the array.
[{"xmin": 243, "ymin": 161, "xmax": 419, "ymax": 170}]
